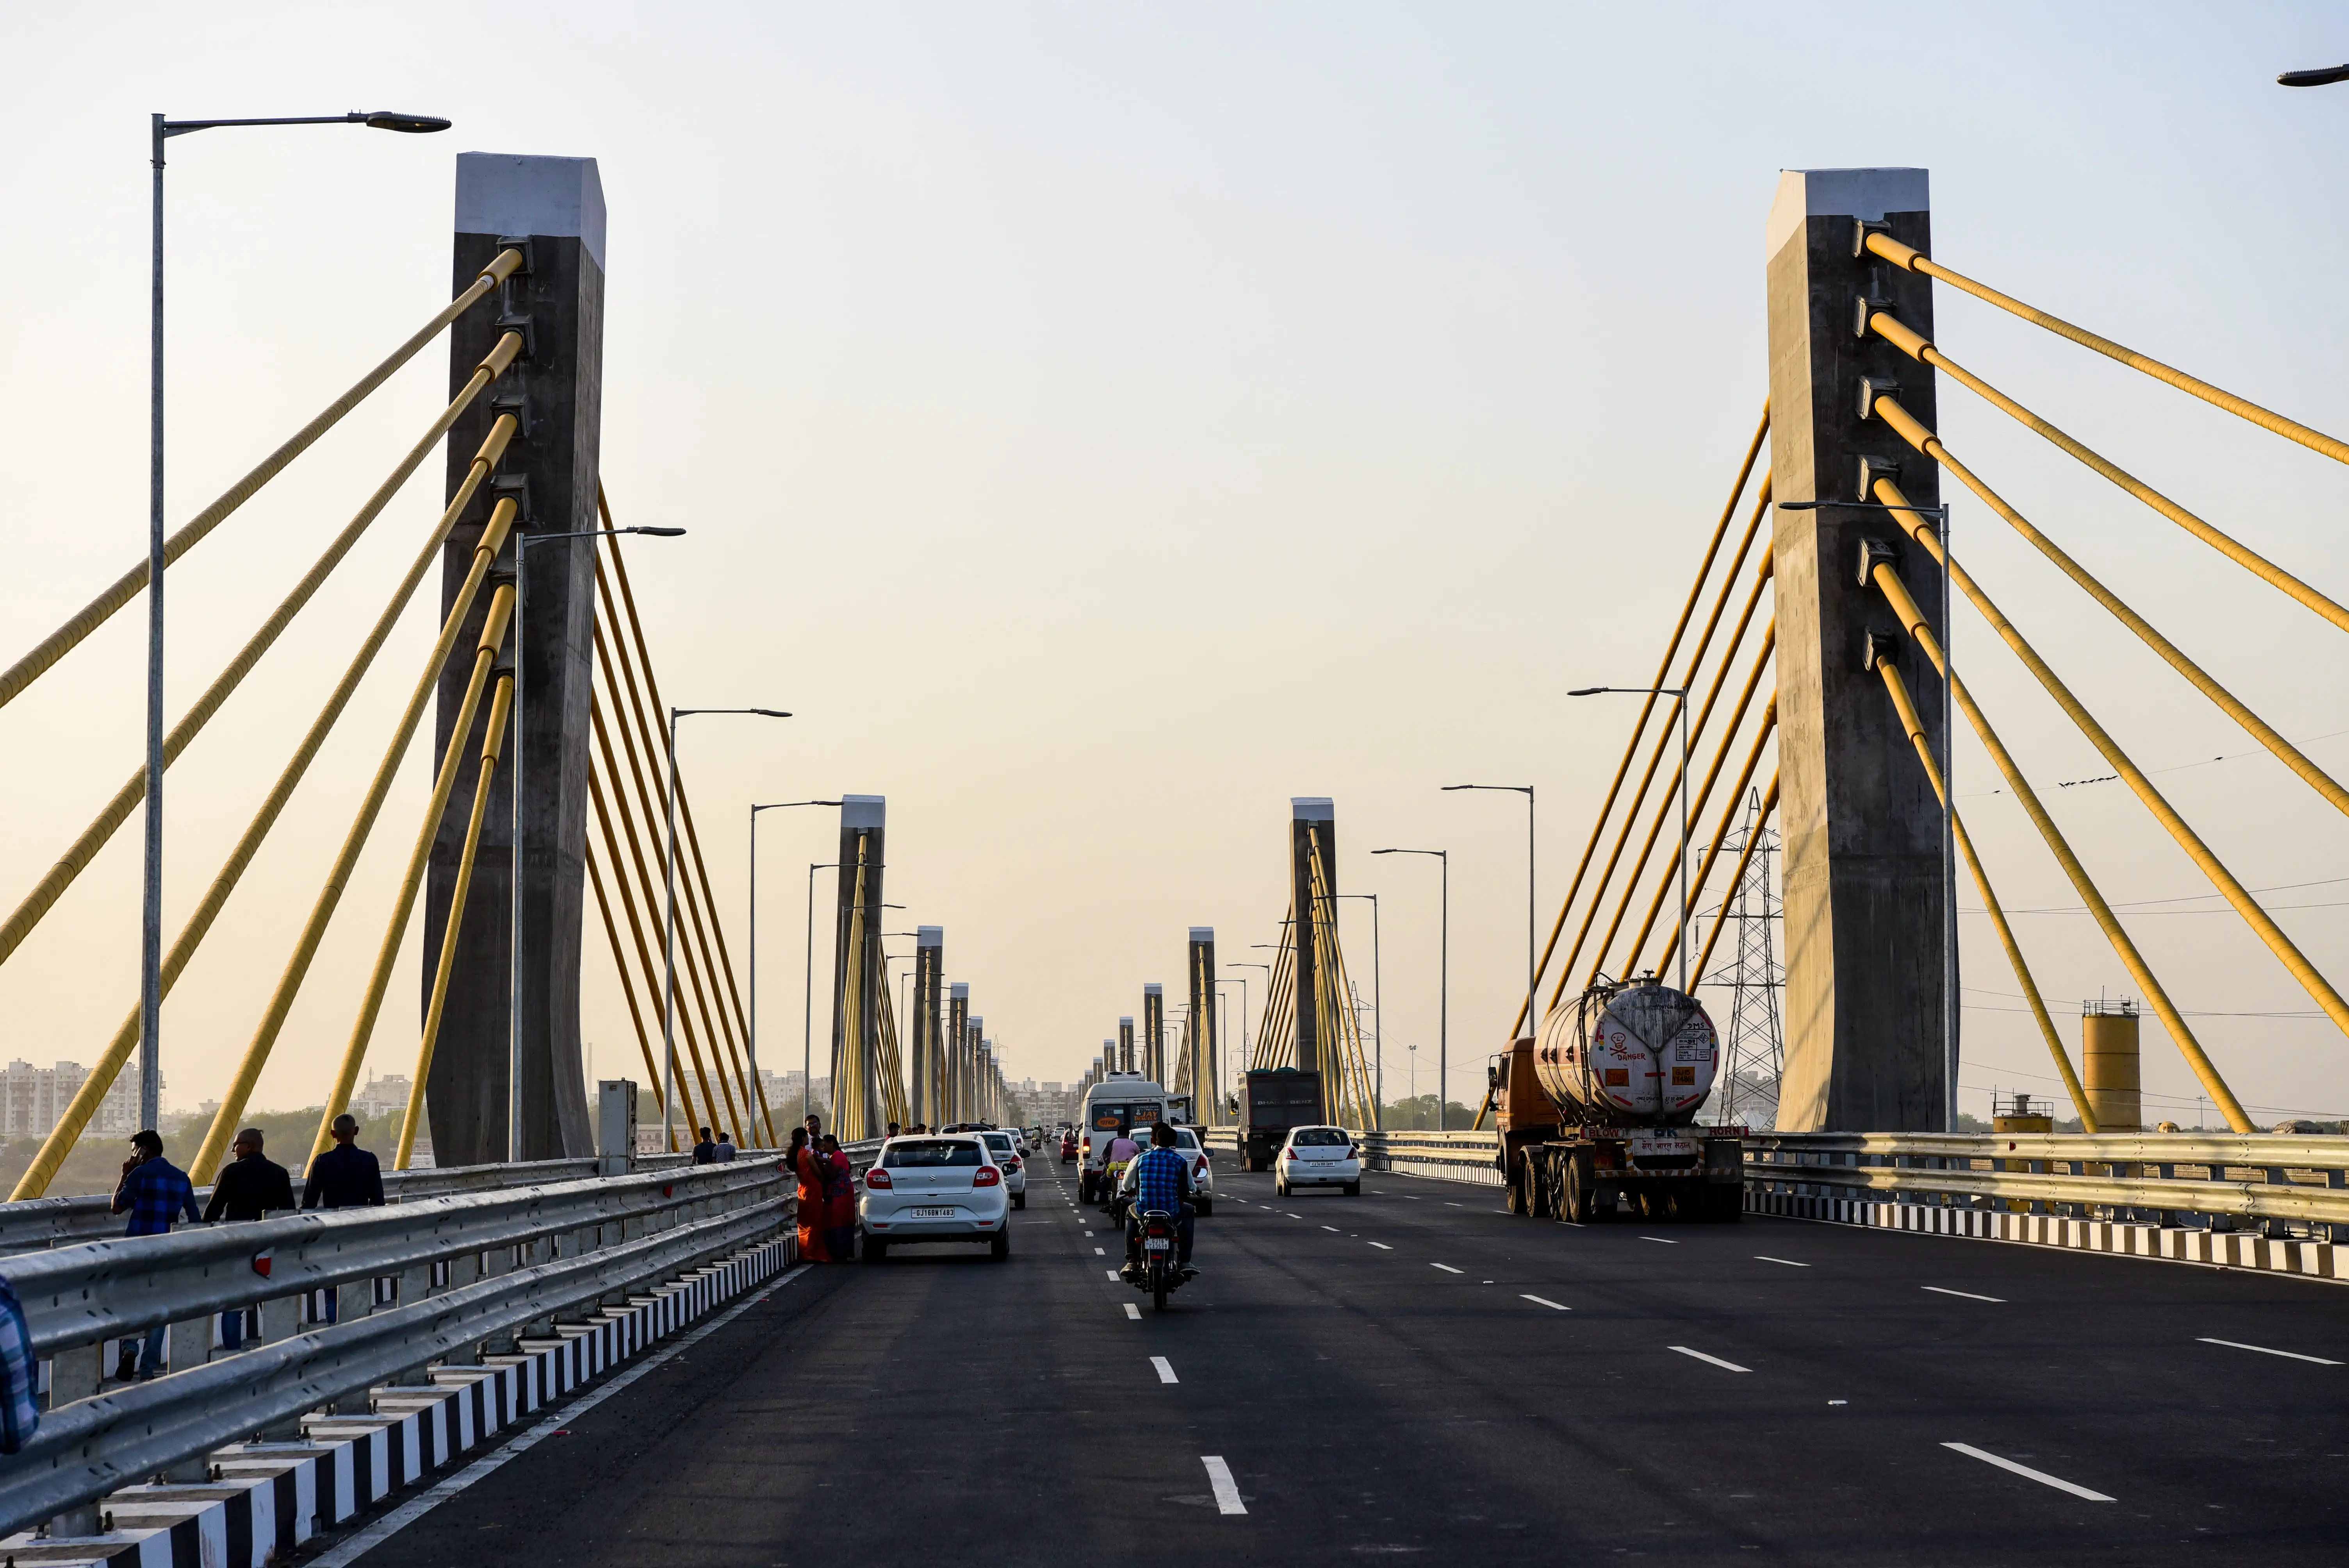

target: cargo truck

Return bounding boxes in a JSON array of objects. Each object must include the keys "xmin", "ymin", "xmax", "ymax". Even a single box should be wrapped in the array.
[
  {"xmin": 1491, "ymin": 978, "xmax": 1744, "ymax": 1223},
  {"xmin": 1239, "ymin": 1067, "xmax": 1324, "ymax": 1172}
]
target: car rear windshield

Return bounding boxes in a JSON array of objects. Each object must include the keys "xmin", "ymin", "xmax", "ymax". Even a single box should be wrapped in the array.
[
  {"xmin": 982, "ymin": 1134, "xmax": 1013, "ymax": 1153},
  {"xmin": 1292, "ymin": 1127, "xmax": 1349, "ymax": 1147},
  {"xmin": 883, "ymin": 1140, "xmax": 982, "ymax": 1167}
]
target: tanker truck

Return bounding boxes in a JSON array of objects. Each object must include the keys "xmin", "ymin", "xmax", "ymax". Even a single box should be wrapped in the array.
[{"xmin": 1490, "ymin": 976, "xmax": 1745, "ymax": 1223}]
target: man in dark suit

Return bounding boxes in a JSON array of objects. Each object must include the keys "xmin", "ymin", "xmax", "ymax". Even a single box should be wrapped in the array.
[
  {"xmin": 302, "ymin": 1115, "xmax": 384, "ymax": 1211},
  {"xmin": 205, "ymin": 1127, "xmax": 294, "ymax": 1349}
]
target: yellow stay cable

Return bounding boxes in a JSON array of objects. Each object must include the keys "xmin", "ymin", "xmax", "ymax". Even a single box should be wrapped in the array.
[
  {"xmin": 397, "ymin": 674, "xmax": 514, "ymax": 1169},
  {"xmin": 587, "ymin": 767, "xmax": 700, "ymax": 1142},
  {"xmin": 1864, "ymin": 491, "xmax": 2252, "ymax": 1131},
  {"xmin": 1871, "ymin": 654, "xmax": 2095, "ymax": 1128},
  {"xmin": 1868, "ymin": 468, "xmax": 2349, "ymax": 1049},
  {"xmin": 1632, "ymin": 694, "xmax": 1778, "ymax": 981},
  {"xmin": 1863, "ymin": 232, "xmax": 2349, "ymax": 472},
  {"xmin": 0, "ymin": 333, "xmax": 523, "ymax": 974},
  {"xmin": 585, "ymin": 848, "xmax": 676, "ymax": 1152},
  {"xmin": 1865, "ymin": 383, "xmax": 2349, "ymax": 820},
  {"xmin": 313, "ymin": 494, "xmax": 522, "ymax": 1162},
  {"xmin": 1523, "ymin": 456, "xmax": 1772, "ymax": 1033},
  {"xmin": 0, "ymin": 250, "xmax": 522, "ymax": 713},
  {"xmin": 6, "ymin": 452, "xmax": 515, "ymax": 1200},
  {"xmin": 1866, "ymin": 310, "xmax": 2349, "ymax": 638}
]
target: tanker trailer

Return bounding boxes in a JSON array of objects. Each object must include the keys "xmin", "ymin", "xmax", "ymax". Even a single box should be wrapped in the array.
[{"xmin": 1489, "ymin": 977, "xmax": 1745, "ymax": 1223}]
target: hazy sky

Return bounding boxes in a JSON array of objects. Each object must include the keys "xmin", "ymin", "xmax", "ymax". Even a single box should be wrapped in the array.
[{"xmin": 4, "ymin": 2, "xmax": 2348, "ymax": 1132}]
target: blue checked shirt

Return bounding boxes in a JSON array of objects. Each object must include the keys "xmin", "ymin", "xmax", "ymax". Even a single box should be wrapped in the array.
[
  {"xmin": 1128, "ymin": 1145, "xmax": 1191, "ymax": 1212},
  {"xmin": 115, "ymin": 1157, "xmax": 199, "ymax": 1237}
]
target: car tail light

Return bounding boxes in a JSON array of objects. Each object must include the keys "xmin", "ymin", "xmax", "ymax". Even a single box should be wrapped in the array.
[
  {"xmin": 1006, "ymin": 1156, "xmax": 1021, "ymax": 1169},
  {"xmin": 864, "ymin": 1168, "xmax": 893, "ymax": 1188},
  {"xmin": 1194, "ymin": 1159, "xmax": 1207, "ymax": 1178},
  {"xmin": 972, "ymin": 1165, "xmax": 1002, "ymax": 1187}
]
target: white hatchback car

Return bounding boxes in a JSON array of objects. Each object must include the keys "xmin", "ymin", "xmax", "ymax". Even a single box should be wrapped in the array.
[
  {"xmin": 1275, "ymin": 1125, "xmax": 1362, "ymax": 1197},
  {"xmin": 1166, "ymin": 1125, "xmax": 1216, "ymax": 1216},
  {"xmin": 978, "ymin": 1130, "xmax": 1028, "ymax": 1210},
  {"xmin": 858, "ymin": 1135, "xmax": 1011, "ymax": 1261}
]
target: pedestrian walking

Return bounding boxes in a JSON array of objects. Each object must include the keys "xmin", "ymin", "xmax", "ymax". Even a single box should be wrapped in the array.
[
  {"xmin": 203, "ymin": 1128, "xmax": 293, "ymax": 1350},
  {"xmin": 110, "ymin": 1130, "xmax": 198, "ymax": 1379},
  {"xmin": 790, "ymin": 1127, "xmax": 831, "ymax": 1263},
  {"xmin": 693, "ymin": 1126, "xmax": 719, "ymax": 1164},
  {"xmin": 716, "ymin": 1130, "xmax": 738, "ymax": 1162},
  {"xmin": 302, "ymin": 1115, "xmax": 383, "ymax": 1325}
]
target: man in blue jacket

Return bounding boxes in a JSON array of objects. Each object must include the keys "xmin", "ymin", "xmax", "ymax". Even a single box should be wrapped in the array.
[{"xmin": 110, "ymin": 1130, "xmax": 198, "ymax": 1379}]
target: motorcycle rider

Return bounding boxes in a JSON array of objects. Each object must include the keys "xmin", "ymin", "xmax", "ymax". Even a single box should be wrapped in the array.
[
  {"xmin": 1119, "ymin": 1121, "xmax": 1199, "ymax": 1279},
  {"xmin": 1098, "ymin": 1120, "xmax": 1142, "ymax": 1212}
]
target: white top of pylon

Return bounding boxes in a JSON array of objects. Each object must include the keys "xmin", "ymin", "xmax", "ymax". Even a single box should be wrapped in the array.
[{"xmin": 1767, "ymin": 168, "xmax": 1928, "ymax": 260}]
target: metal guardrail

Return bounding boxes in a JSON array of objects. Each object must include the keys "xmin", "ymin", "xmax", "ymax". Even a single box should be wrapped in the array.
[
  {"xmin": 0, "ymin": 1155, "xmax": 789, "ymax": 1538},
  {"xmin": 1358, "ymin": 1130, "xmax": 1503, "ymax": 1186},
  {"xmin": 1745, "ymin": 1131, "xmax": 2349, "ymax": 1234},
  {"xmin": 0, "ymin": 1155, "xmax": 700, "ymax": 1256}
]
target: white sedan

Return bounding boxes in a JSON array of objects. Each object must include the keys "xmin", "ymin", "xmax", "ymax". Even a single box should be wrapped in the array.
[
  {"xmin": 858, "ymin": 1135, "xmax": 1011, "ymax": 1261},
  {"xmin": 1275, "ymin": 1125, "xmax": 1362, "ymax": 1197},
  {"xmin": 978, "ymin": 1130, "xmax": 1028, "ymax": 1209}
]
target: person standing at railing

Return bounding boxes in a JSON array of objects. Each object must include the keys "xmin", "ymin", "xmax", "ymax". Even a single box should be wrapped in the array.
[
  {"xmin": 693, "ymin": 1127, "xmax": 720, "ymax": 1165},
  {"xmin": 788, "ymin": 1127, "xmax": 832, "ymax": 1263},
  {"xmin": 716, "ymin": 1130, "xmax": 738, "ymax": 1162},
  {"xmin": 203, "ymin": 1128, "xmax": 294, "ymax": 1350},
  {"xmin": 820, "ymin": 1133, "xmax": 857, "ymax": 1262},
  {"xmin": 109, "ymin": 1129, "xmax": 198, "ymax": 1380}
]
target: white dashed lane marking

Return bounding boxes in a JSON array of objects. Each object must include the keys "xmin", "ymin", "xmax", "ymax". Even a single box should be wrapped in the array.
[
  {"xmin": 1368, "ymin": 1242, "xmax": 1393, "ymax": 1250},
  {"xmin": 1669, "ymin": 1346, "xmax": 1750, "ymax": 1373},
  {"xmin": 1321, "ymin": 1225, "xmax": 1340, "ymax": 1233},
  {"xmin": 1755, "ymin": 1256, "xmax": 1809, "ymax": 1267},
  {"xmin": 1639, "ymin": 1236, "xmax": 1678, "ymax": 1245},
  {"xmin": 1124, "ymin": 1302, "xmax": 1141, "ymax": 1320},
  {"xmin": 1203, "ymin": 1456, "xmax": 1246, "ymax": 1515},
  {"xmin": 2198, "ymin": 1336, "xmax": 2342, "ymax": 1365},
  {"xmin": 1430, "ymin": 1263, "xmax": 1463, "ymax": 1274},
  {"xmin": 1941, "ymin": 1443, "xmax": 2113, "ymax": 1502},
  {"xmin": 1922, "ymin": 1286, "xmax": 2004, "ymax": 1303},
  {"xmin": 1151, "ymin": 1355, "xmax": 1178, "ymax": 1384},
  {"xmin": 1522, "ymin": 1294, "xmax": 1570, "ymax": 1311}
]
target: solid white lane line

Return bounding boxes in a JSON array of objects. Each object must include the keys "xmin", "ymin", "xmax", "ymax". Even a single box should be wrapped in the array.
[
  {"xmin": 1152, "ymin": 1355, "xmax": 1178, "ymax": 1384},
  {"xmin": 1755, "ymin": 1256, "xmax": 1810, "ymax": 1267},
  {"xmin": 2198, "ymin": 1336, "xmax": 2344, "ymax": 1365},
  {"xmin": 1941, "ymin": 1442, "xmax": 2113, "ymax": 1502},
  {"xmin": 1522, "ymin": 1294, "xmax": 1570, "ymax": 1311},
  {"xmin": 1202, "ymin": 1455, "xmax": 1246, "ymax": 1515},
  {"xmin": 1669, "ymin": 1346, "xmax": 1750, "ymax": 1373},
  {"xmin": 1322, "ymin": 1225, "xmax": 1341, "ymax": 1232},
  {"xmin": 1922, "ymin": 1285, "xmax": 2005, "ymax": 1303},
  {"xmin": 1430, "ymin": 1263, "xmax": 1463, "ymax": 1274},
  {"xmin": 1639, "ymin": 1236, "xmax": 1678, "ymax": 1245},
  {"xmin": 309, "ymin": 1263, "xmax": 812, "ymax": 1568},
  {"xmin": 1125, "ymin": 1303, "xmax": 1142, "ymax": 1320},
  {"xmin": 1368, "ymin": 1242, "xmax": 1394, "ymax": 1250}
]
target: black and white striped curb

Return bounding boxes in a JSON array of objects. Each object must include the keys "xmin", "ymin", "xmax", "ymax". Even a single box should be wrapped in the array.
[{"xmin": 0, "ymin": 1233, "xmax": 798, "ymax": 1568}]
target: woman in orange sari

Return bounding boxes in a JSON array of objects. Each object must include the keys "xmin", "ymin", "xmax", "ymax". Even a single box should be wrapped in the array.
[{"xmin": 790, "ymin": 1127, "xmax": 831, "ymax": 1263}]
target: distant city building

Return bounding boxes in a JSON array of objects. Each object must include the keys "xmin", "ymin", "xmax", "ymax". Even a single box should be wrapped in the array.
[
  {"xmin": 350, "ymin": 1072, "xmax": 414, "ymax": 1131},
  {"xmin": 0, "ymin": 1059, "xmax": 157, "ymax": 1140}
]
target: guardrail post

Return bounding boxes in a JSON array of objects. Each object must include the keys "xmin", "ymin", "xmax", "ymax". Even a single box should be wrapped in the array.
[
  {"xmin": 41, "ymin": 1344, "xmax": 103, "ymax": 1537},
  {"xmin": 1764, "ymin": 167, "xmax": 1950, "ymax": 1133},
  {"xmin": 443, "ymin": 1253, "xmax": 484, "ymax": 1365},
  {"xmin": 426, "ymin": 151, "xmax": 608, "ymax": 1166}
]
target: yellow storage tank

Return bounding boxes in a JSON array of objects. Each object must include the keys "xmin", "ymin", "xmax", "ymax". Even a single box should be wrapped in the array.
[{"xmin": 2082, "ymin": 1000, "xmax": 2141, "ymax": 1132}]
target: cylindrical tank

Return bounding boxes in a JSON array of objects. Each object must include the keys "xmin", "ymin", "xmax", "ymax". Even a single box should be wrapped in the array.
[
  {"xmin": 1533, "ymin": 980, "xmax": 1719, "ymax": 1127},
  {"xmin": 2082, "ymin": 1000, "xmax": 2141, "ymax": 1131}
]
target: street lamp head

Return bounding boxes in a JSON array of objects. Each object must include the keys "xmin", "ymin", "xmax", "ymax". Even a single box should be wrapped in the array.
[
  {"xmin": 2279, "ymin": 64, "xmax": 2349, "ymax": 86},
  {"xmin": 1567, "ymin": 687, "xmax": 1606, "ymax": 697},
  {"xmin": 628, "ymin": 526, "xmax": 687, "ymax": 537},
  {"xmin": 359, "ymin": 111, "xmax": 453, "ymax": 133},
  {"xmin": 752, "ymin": 708, "xmax": 792, "ymax": 719}
]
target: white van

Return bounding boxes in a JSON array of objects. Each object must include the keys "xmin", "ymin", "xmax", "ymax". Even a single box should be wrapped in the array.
[{"xmin": 1078, "ymin": 1075, "xmax": 1169, "ymax": 1202}]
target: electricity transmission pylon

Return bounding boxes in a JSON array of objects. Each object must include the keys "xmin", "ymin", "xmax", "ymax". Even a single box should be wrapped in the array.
[{"xmin": 1705, "ymin": 787, "xmax": 1783, "ymax": 1129}]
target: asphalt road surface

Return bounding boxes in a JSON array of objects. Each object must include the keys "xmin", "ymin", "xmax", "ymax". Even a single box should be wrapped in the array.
[{"xmin": 332, "ymin": 1159, "xmax": 2349, "ymax": 1565}]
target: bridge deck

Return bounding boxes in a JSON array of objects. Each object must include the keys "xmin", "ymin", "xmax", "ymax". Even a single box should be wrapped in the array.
[{"xmin": 346, "ymin": 1164, "xmax": 2346, "ymax": 1565}]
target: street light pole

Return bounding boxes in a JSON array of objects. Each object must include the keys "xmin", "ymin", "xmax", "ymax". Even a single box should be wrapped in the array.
[
  {"xmin": 1373, "ymin": 848, "xmax": 1447, "ymax": 1127},
  {"xmin": 661, "ymin": 707, "xmax": 790, "ymax": 1154},
  {"xmin": 1442, "ymin": 785, "xmax": 1533, "ymax": 1043},
  {"xmin": 749, "ymin": 800, "xmax": 838, "ymax": 1136},
  {"xmin": 143, "ymin": 107, "xmax": 449, "ymax": 1133},
  {"xmin": 509, "ymin": 526, "xmax": 682, "ymax": 1161},
  {"xmin": 1569, "ymin": 688, "xmax": 1692, "ymax": 989}
]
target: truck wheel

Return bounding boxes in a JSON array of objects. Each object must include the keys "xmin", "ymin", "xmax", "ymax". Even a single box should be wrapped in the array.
[
  {"xmin": 1506, "ymin": 1155, "xmax": 1529, "ymax": 1215},
  {"xmin": 1564, "ymin": 1151, "xmax": 1595, "ymax": 1224},
  {"xmin": 1529, "ymin": 1155, "xmax": 1557, "ymax": 1221}
]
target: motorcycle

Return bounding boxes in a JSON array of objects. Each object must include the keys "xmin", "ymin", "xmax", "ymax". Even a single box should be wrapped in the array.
[{"xmin": 1126, "ymin": 1207, "xmax": 1188, "ymax": 1311}]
